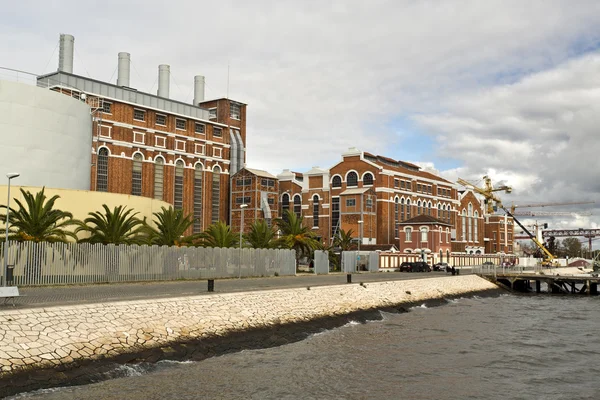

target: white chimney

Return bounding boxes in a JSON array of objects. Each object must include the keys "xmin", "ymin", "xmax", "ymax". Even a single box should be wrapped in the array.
[
  {"xmin": 193, "ymin": 75, "xmax": 205, "ymax": 105},
  {"xmin": 58, "ymin": 34, "xmax": 74, "ymax": 73},
  {"xmin": 117, "ymin": 52, "xmax": 131, "ymax": 87},
  {"xmin": 158, "ymin": 64, "xmax": 170, "ymax": 98}
]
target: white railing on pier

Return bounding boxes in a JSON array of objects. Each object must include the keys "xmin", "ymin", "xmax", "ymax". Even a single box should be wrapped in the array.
[{"xmin": 0, "ymin": 241, "xmax": 296, "ymax": 287}]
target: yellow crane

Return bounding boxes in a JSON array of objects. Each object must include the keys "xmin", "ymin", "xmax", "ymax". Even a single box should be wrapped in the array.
[
  {"xmin": 509, "ymin": 201, "xmax": 595, "ymax": 214},
  {"xmin": 456, "ymin": 175, "xmax": 512, "ymax": 214}
]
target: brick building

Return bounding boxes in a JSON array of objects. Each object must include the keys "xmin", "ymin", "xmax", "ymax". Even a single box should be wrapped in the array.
[
  {"xmin": 230, "ymin": 167, "xmax": 279, "ymax": 233},
  {"xmin": 37, "ymin": 35, "xmax": 246, "ymax": 233}
]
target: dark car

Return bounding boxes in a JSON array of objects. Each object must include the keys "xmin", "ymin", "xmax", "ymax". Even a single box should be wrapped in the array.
[
  {"xmin": 433, "ymin": 262, "xmax": 448, "ymax": 272},
  {"xmin": 399, "ymin": 261, "xmax": 413, "ymax": 272},
  {"xmin": 411, "ymin": 261, "xmax": 432, "ymax": 273}
]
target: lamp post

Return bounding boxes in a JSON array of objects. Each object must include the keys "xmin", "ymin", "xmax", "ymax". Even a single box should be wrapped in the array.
[
  {"xmin": 3, "ymin": 173, "xmax": 20, "ymax": 287},
  {"xmin": 357, "ymin": 220, "xmax": 363, "ymax": 271},
  {"xmin": 238, "ymin": 204, "xmax": 248, "ymax": 278}
]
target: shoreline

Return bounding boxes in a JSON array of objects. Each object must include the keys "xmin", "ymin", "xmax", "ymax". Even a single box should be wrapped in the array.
[{"xmin": 0, "ymin": 277, "xmax": 502, "ymax": 397}]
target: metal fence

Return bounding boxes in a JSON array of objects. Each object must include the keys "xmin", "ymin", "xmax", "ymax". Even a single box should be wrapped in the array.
[
  {"xmin": 341, "ymin": 251, "xmax": 379, "ymax": 273},
  {"xmin": 0, "ymin": 241, "xmax": 296, "ymax": 286}
]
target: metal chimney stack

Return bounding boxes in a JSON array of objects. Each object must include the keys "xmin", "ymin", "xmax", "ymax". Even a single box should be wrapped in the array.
[
  {"xmin": 157, "ymin": 64, "xmax": 170, "ymax": 98},
  {"xmin": 117, "ymin": 52, "xmax": 131, "ymax": 87},
  {"xmin": 193, "ymin": 75, "xmax": 205, "ymax": 106},
  {"xmin": 58, "ymin": 34, "xmax": 74, "ymax": 73}
]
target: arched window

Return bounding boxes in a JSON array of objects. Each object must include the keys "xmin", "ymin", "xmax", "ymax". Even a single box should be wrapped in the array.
[
  {"xmin": 400, "ymin": 198, "xmax": 405, "ymax": 221},
  {"xmin": 406, "ymin": 199, "xmax": 411, "ymax": 219},
  {"xmin": 174, "ymin": 160, "xmax": 184, "ymax": 210},
  {"xmin": 211, "ymin": 166, "xmax": 221, "ymax": 223},
  {"xmin": 428, "ymin": 201, "xmax": 433, "ymax": 216},
  {"xmin": 332, "ymin": 176, "xmax": 342, "ymax": 188},
  {"xmin": 313, "ymin": 195, "xmax": 319, "ymax": 227},
  {"xmin": 154, "ymin": 157, "xmax": 164, "ymax": 200},
  {"xmin": 474, "ymin": 211, "xmax": 479, "ymax": 242},
  {"xmin": 347, "ymin": 171, "xmax": 358, "ymax": 187},
  {"xmin": 446, "ymin": 228, "xmax": 450, "ymax": 243},
  {"xmin": 405, "ymin": 227, "xmax": 412, "ymax": 242},
  {"xmin": 97, "ymin": 148, "xmax": 109, "ymax": 192},
  {"xmin": 363, "ymin": 173, "xmax": 373, "ymax": 186},
  {"xmin": 468, "ymin": 204, "xmax": 473, "ymax": 242},
  {"xmin": 293, "ymin": 195, "xmax": 301, "ymax": 218},
  {"xmin": 420, "ymin": 227, "xmax": 428, "ymax": 243},
  {"xmin": 132, "ymin": 153, "xmax": 143, "ymax": 196},
  {"xmin": 282, "ymin": 193, "xmax": 290, "ymax": 221},
  {"xmin": 193, "ymin": 163, "xmax": 203, "ymax": 233},
  {"xmin": 437, "ymin": 203, "xmax": 441, "ymax": 218},
  {"xmin": 394, "ymin": 198, "xmax": 399, "ymax": 238},
  {"xmin": 417, "ymin": 200, "xmax": 422, "ymax": 215}
]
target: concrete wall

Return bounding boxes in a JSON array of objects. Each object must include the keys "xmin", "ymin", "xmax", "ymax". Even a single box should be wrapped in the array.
[{"xmin": 0, "ymin": 80, "xmax": 92, "ymax": 190}]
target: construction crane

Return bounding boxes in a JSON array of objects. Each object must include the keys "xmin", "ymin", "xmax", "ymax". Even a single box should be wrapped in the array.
[
  {"xmin": 456, "ymin": 175, "xmax": 512, "ymax": 214},
  {"xmin": 509, "ymin": 201, "xmax": 595, "ymax": 214},
  {"xmin": 512, "ymin": 211, "xmax": 592, "ymax": 217},
  {"xmin": 503, "ymin": 207, "xmax": 557, "ymax": 266}
]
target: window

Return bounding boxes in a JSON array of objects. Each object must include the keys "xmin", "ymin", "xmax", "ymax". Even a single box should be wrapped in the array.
[
  {"xmin": 176, "ymin": 118, "xmax": 186, "ymax": 130},
  {"xmin": 332, "ymin": 176, "xmax": 342, "ymax": 188},
  {"xmin": 406, "ymin": 199, "xmax": 411, "ymax": 219},
  {"xmin": 394, "ymin": 198, "xmax": 399, "ymax": 238},
  {"xmin": 99, "ymin": 125, "xmax": 111, "ymax": 138},
  {"xmin": 132, "ymin": 153, "xmax": 143, "ymax": 196},
  {"xmin": 493, "ymin": 244, "xmax": 497, "ymax": 252},
  {"xmin": 236, "ymin": 196, "xmax": 251, "ymax": 204},
  {"xmin": 366, "ymin": 195, "xmax": 373, "ymax": 209},
  {"xmin": 97, "ymin": 148, "xmax": 109, "ymax": 192},
  {"xmin": 363, "ymin": 173, "xmax": 373, "ymax": 186},
  {"xmin": 462, "ymin": 211, "xmax": 466, "ymax": 241},
  {"xmin": 237, "ymin": 178, "xmax": 252, "ymax": 186},
  {"xmin": 195, "ymin": 123, "xmax": 205, "ymax": 134},
  {"xmin": 211, "ymin": 167, "xmax": 221, "ymax": 223},
  {"xmin": 230, "ymin": 103, "xmax": 241, "ymax": 119},
  {"xmin": 399, "ymin": 180, "xmax": 404, "ymax": 189},
  {"xmin": 474, "ymin": 211, "xmax": 479, "ymax": 241},
  {"xmin": 213, "ymin": 147, "xmax": 222, "ymax": 158},
  {"xmin": 156, "ymin": 114, "xmax": 166, "ymax": 126},
  {"xmin": 134, "ymin": 109, "xmax": 145, "ymax": 121},
  {"xmin": 194, "ymin": 143, "xmax": 205, "ymax": 155},
  {"xmin": 405, "ymin": 181, "xmax": 411, "ymax": 191},
  {"xmin": 394, "ymin": 179, "xmax": 399, "ymax": 188},
  {"xmin": 267, "ymin": 198, "xmax": 274, "ymax": 205},
  {"xmin": 400, "ymin": 198, "xmax": 405, "ymax": 221},
  {"xmin": 155, "ymin": 136, "xmax": 166, "ymax": 148},
  {"xmin": 428, "ymin": 201, "xmax": 432, "ymax": 216},
  {"xmin": 133, "ymin": 132, "xmax": 145, "ymax": 144},
  {"xmin": 213, "ymin": 127, "xmax": 222, "ymax": 138},
  {"xmin": 313, "ymin": 195, "xmax": 319, "ymax": 227},
  {"xmin": 331, "ymin": 197, "xmax": 340, "ymax": 236},
  {"xmin": 174, "ymin": 160, "xmax": 184, "ymax": 210},
  {"xmin": 493, "ymin": 231, "xmax": 497, "ymax": 240},
  {"xmin": 421, "ymin": 228, "xmax": 428, "ymax": 242},
  {"xmin": 346, "ymin": 198, "xmax": 356, "ymax": 207},
  {"xmin": 508, "ymin": 233, "xmax": 512, "ymax": 241},
  {"xmin": 501, "ymin": 232, "xmax": 505, "ymax": 241},
  {"xmin": 209, "ymin": 108, "xmax": 217, "ymax": 119},
  {"xmin": 293, "ymin": 195, "xmax": 301, "ymax": 218},
  {"xmin": 154, "ymin": 157, "xmax": 164, "ymax": 200},
  {"xmin": 193, "ymin": 164, "xmax": 203, "ymax": 233},
  {"xmin": 282, "ymin": 193, "xmax": 290, "ymax": 221},
  {"xmin": 261, "ymin": 178, "xmax": 275, "ymax": 187},
  {"xmin": 175, "ymin": 139, "xmax": 186, "ymax": 152},
  {"xmin": 102, "ymin": 101, "xmax": 112, "ymax": 114},
  {"xmin": 417, "ymin": 184, "xmax": 422, "ymax": 192},
  {"xmin": 417, "ymin": 200, "xmax": 421, "ymax": 215},
  {"xmin": 405, "ymin": 227, "xmax": 412, "ymax": 242},
  {"xmin": 347, "ymin": 172, "xmax": 358, "ymax": 187}
]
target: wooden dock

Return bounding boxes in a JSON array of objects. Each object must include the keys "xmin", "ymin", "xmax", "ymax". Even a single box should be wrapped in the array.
[{"xmin": 480, "ymin": 272, "xmax": 600, "ymax": 295}]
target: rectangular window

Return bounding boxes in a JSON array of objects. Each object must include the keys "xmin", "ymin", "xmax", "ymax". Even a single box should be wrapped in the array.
[
  {"xmin": 501, "ymin": 233, "xmax": 505, "ymax": 241},
  {"xmin": 400, "ymin": 180, "xmax": 405, "ymax": 189},
  {"xmin": 236, "ymin": 178, "xmax": 252, "ymax": 186},
  {"xmin": 267, "ymin": 198, "xmax": 274, "ymax": 205},
  {"xmin": 194, "ymin": 143, "xmax": 205, "ymax": 155},
  {"xmin": 405, "ymin": 181, "xmax": 411, "ymax": 191},
  {"xmin": 261, "ymin": 178, "xmax": 275, "ymax": 187},
  {"xmin": 195, "ymin": 123, "xmax": 205, "ymax": 134},
  {"xmin": 176, "ymin": 118, "xmax": 186, "ymax": 130},
  {"xmin": 213, "ymin": 127, "xmax": 222, "ymax": 137},
  {"xmin": 102, "ymin": 101, "xmax": 112, "ymax": 114},
  {"xmin": 209, "ymin": 108, "xmax": 217, "ymax": 119},
  {"xmin": 331, "ymin": 197, "xmax": 340, "ymax": 237},
  {"xmin": 156, "ymin": 114, "xmax": 167, "ymax": 126},
  {"xmin": 213, "ymin": 147, "xmax": 222, "ymax": 158},
  {"xmin": 394, "ymin": 179, "xmax": 399, "ymax": 188},
  {"xmin": 346, "ymin": 198, "xmax": 356, "ymax": 207},
  {"xmin": 230, "ymin": 103, "xmax": 241, "ymax": 119},
  {"xmin": 133, "ymin": 132, "xmax": 145, "ymax": 144},
  {"xmin": 175, "ymin": 139, "xmax": 186, "ymax": 152},
  {"xmin": 235, "ymin": 196, "xmax": 251, "ymax": 204},
  {"xmin": 405, "ymin": 228, "xmax": 412, "ymax": 242},
  {"xmin": 99, "ymin": 125, "xmax": 111, "ymax": 138},
  {"xmin": 155, "ymin": 136, "xmax": 166, "ymax": 148},
  {"xmin": 417, "ymin": 184, "xmax": 421, "ymax": 192},
  {"xmin": 133, "ymin": 109, "xmax": 145, "ymax": 121},
  {"xmin": 493, "ymin": 244, "xmax": 497, "ymax": 252}
]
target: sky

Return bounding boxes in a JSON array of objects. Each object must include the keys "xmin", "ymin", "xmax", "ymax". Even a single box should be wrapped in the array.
[{"xmin": 1, "ymin": 0, "xmax": 599, "ymax": 232}]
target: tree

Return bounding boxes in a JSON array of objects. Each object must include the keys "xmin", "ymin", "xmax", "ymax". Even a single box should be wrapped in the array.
[
  {"xmin": 145, "ymin": 206, "xmax": 198, "ymax": 246},
  {"xmin": 274, "ymin": 210, "xmax": 320, "ymax": 263},
  {"xmin": 334, "ymin": 229, "xmax": 355, "ymax": 251},
  {"xmin": 560, "ymin": 237, "xmax": 583, "ymax": 258},
  {"xmin": 76, "ymin": 204, "xmax": 147, "ymax": 245},
  {"xmin": 245, "ymin": 219, "xmax": 277, "ymax": 249},
  {"xmin": 0, "ymin": 187, "xmax": 79, "ymax": 242},
  {"xmin": 197, "ymin": 221, "xmax": 239, "ymax": 248}
]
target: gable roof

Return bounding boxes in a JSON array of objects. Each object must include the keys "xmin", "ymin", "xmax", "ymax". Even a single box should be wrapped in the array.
[
  {"xmin": 244, "ymin": 167, "xmax": 277, "ymax": 179},
  {"xmin": 397, "ymin": 214, "xmax": 452, "ymax": 226},
  {"xmin": 362, "ymin": 152, "xmax": 453, "ymax": 184}
]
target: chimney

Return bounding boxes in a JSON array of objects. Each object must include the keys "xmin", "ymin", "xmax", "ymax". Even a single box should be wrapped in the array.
[
  {"xmin": 157, "ymin": 64, "xmax": 170, "ymax": 98},
  {"xmin": 193, "ymin": 75, "xmax": 205, "ymax": 105},
  {"xmin": 117, "ymin": 52, "xmax": 131, "ymax": 87},
  {"xmin": 58, "ymin": 34, "xmax": 74, "ymax": 73}
]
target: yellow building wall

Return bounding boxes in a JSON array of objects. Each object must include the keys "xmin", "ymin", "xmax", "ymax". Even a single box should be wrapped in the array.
[{"xmin": 0, "ymin": 186, "xmax": 172, "ymax": 240}]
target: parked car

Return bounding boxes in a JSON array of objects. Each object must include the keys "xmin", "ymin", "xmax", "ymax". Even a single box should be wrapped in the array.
[
  {"xmin": 399, "ymin": 261, "xmax": 413, "ymax": 272},
  {"xmin": 411, "ymin": 261, "xmax": 432, "ymax": 273},
  {"xmin": 433, "ymin": 262, "xmax": 448, "ymax": 272},
  {"xmin": 482, "ymin": 261, "xmax": 494, "ymax": 267}
]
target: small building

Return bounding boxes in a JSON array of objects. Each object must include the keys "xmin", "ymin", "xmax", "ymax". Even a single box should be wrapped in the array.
[
  {"xmin": 397, "ymin": 215, "xmax": 453, "ymax": 256},
  {"xmin": 230, "ymin": 167, "xmax": 279, "ymax": 234}
]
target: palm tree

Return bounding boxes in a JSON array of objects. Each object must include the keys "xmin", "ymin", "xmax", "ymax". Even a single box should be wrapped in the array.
[
  {"xmin": 245, "ymin": 219, "xmax": 277, "ymax": 249},
  {"xmin": 0, "ymin": 187, "xmax": 79, "ymax": 242},
  {"xmin": 145, "ymin": 206, "xmax": 198, "ymax": 246},
  {"xmin": 334, "ymin": 229, "xmax": 355, "ymax": 251},
  {"xmin": 274, "ymin": 210, "xmax": 320, "ymax": 264},
  {"xmin": 76, "ymin": 204, "xmax": 147, "ymax": 245},
  {"xmin": 197, "ymin": 221, "xmax": 239, "ymax": 248}
]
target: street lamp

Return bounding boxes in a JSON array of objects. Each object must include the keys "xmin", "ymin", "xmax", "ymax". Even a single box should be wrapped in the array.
[
  {"xmin": 357, "ymin": 220, "xmax": 363, "ymax": 271},
  {"xmin": 238, "ymin": 204, "xmax": 248, "ymax": 278},
  {"xmin": 3, "ymin": 173, "xmax": 20, "ymax": 287}
]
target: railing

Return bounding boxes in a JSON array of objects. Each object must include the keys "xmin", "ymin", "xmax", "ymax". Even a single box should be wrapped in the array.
[
  {"xmin": 0, "ymin": 67, "xmax": 38, "ymax": 86},
  {"xmin": 0, "ymin": 241, "xmax": 296, "ymax": 287}
]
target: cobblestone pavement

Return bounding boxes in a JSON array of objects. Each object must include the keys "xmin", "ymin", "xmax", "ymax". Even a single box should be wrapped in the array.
[{"xmin": 1, "ymin": 270, "xmax": 471, "ymax": 309}]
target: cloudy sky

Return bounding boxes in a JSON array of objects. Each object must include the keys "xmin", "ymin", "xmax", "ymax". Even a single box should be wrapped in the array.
[{"xmin": 1, "ymin": 0, "xmax": 599, "ymax": 234}]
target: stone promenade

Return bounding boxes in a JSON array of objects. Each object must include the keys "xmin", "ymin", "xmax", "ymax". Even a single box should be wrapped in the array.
[{"xmin": 0, "ymin": 274, "xmax": 496, "ymax": 378}]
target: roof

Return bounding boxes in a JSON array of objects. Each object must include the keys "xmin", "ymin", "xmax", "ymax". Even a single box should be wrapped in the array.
[
  {"xmin": 362, "ymin": 152, "xmax": 452, "ymax": 184},
  {"xmin": 244, "ymin": 167, "xmax": 277, "ymax": 179},
  {"xmin": 357, "ymin": 244, "xmax": 399, "ymax": 252},
  {"xmin": 397, "ymin": 214, "xmax": 453, "ymax": 226},
  {"xmin": 340, "ymin": 187, "xmax": 371, "ymax": 195}
]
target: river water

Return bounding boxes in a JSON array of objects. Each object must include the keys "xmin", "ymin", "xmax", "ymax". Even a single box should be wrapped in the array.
[{"xmin": 10, "ymin": 294, "xmax": 600, "ymax": 400}]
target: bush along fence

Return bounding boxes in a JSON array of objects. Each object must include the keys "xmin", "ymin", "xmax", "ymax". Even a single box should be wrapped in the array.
[{"xmin": 0, "ymin": 241, "xmax": 296, "ymax": 287}]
